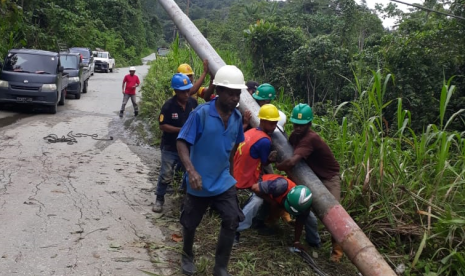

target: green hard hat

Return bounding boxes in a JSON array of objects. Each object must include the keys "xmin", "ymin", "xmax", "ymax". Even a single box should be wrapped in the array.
[
  {"xmin": 252, "ymin": 83, "xmax": 276, "ymax": 101},
  {"xmin": 290, "ymin": 103, "xmax": 313, "ymax": 124},
  {"xmin": 284, "ymin": 186, "xmax": 313, "ymax": 216}
]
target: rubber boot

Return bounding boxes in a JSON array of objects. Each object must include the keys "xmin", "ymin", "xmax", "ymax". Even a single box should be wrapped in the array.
[
  {"xmin": 181, "ymin": 227, "xmax": 196, "ymax": 275},
  {"xmin": 213, "ymin": 228, "xmax": 235, "ymax": 276},
  {"xmin": 233, "ymin": 232, "xmax": 240, "ymax": 246},
  {"xmin": 134, "ymin": 106, "xmax": 139, "ymax": 116},
  {"xmin": 329, "ymin": 238, "xmax": 343, "ymax": 262},
  {"xmin": 152, "ymin": 200, "xmax": 163, "ymax": 213}
]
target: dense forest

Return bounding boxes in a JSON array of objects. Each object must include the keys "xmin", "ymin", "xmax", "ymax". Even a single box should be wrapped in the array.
[
  {"xmin": 2, "ymin": 0, "xmax": 463, "ymax": 130},
  {"xmin": 137, "ymin": 0, "xmax": 465, "ymax": 132},
  {"xmin": 156, "ymin": 0, "xmax": 465, "ymax": 132},
  {"xmin": 0, "ymin": 0, "xmax": 161, "ymax": 66}
]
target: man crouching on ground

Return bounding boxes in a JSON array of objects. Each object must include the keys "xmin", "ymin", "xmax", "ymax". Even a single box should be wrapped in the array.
[{"xmin": 176, "ymin": 65, "xmax": 247, "ymax": 276}]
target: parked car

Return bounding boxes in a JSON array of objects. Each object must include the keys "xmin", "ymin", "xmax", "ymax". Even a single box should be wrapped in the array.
[
  {"xmin": 157, "ymin": 47, "xmax": 170, "ymax": 56},
  {"xmin": 69, "ymin": 47, "xmax": 94, "ymax": 75},
  {"xmin": 93, "ymin": 51, "xmax": 115, "ymax": 73},
  {"xmin": 60, "ymin": 52, "xmax": 88, "ymax": 99},
  {"xmin": 0, "ymin": 49, "xmax": 68, "ymax": 114}
]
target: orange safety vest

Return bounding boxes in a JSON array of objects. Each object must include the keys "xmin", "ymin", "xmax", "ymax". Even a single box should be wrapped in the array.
[
  {"xmin": 261, "ymin": 174, "xmax": 296, "ymax": 205},
  {"xmin": 234, "ymin": 128, "xmax": 271, "ymax": 189}
]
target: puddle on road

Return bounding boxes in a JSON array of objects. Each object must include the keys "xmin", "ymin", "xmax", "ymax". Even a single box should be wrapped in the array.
[{"xmin": 0, "ymin": 112, "xmax": 32, "ymax": 128}]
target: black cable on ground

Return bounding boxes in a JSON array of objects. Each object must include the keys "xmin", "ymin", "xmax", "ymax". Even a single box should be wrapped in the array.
[
  {"xmin": 43, "ymin": 131, "xmax": 113, "ymax": 145},
  {"xmin": 289, "ymin": 247, "xmax": 329, "ymax": 276}
]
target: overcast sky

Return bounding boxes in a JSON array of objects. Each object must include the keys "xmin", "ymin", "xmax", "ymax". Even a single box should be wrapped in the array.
[{"xmin": 357, "ymin": 0, "xmax": 424, "ymax": 28}]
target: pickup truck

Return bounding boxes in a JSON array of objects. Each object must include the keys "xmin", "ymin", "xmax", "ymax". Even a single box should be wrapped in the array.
[
  {"xmin": 60, "ymin": 52, "xmax": 87, "ymax": 99},
  {"xmin": 0, "ymin": 49, "xmax": 68, "ymax": 114},
  {"xmin": 69, "ymin": 47, "xmax": 94, "ymax": 76},
  {"xmin": 93, "ymin": 51, "xmax": 115, "ymax": 73}
]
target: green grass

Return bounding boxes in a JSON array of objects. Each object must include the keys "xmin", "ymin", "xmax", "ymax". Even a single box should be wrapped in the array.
[
  {"xmin": 140, "ymin": 39, "xmax": 465, "ymax": 275},
  {"xmin": 148, "ymin": 186, "xmax": 357, "ymax": 276}
]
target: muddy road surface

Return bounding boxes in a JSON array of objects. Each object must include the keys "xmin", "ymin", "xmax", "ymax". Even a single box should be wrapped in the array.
[{"xmin": 0, "ymin": 66, "xmax": 171, "ymax": 276}]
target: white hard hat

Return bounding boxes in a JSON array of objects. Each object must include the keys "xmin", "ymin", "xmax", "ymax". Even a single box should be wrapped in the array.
[
  {"xmin": 213, "ymin": 65, "xmax": 248, "ymax": 89},
  {"xmin": 129, "ymin": 66, "xmax": 136, "ymax": 71},
  {"xmin": 278, "ymin": 110, "xmax": 287, "ymax": 128}
]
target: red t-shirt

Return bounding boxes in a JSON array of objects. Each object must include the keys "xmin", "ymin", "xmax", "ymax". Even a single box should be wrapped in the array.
[
  {"xmin": 123, "ymin": 74, "xmax": 140, "ymax": 95},
  {"xmin": 289, "ymin": 130, "xmax": 340, "ymax": 180}
]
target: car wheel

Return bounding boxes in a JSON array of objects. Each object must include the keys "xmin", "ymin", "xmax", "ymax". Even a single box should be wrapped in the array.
[
  {"xmin": 75, "ymin": 85, "xmax": 81, "ymax": 99},
  {"xmin": 58, "ymin": 89, "xmax": 66, "ymax": 106},
  {"xmin": 48, "ymin": 103, "xmax": 57, "ymax": 114},
  {"xmin": 105, "ymin": 69, "xmax": 109, "ymax": 73},
  {"xmin": 110, "ymin": 65, "xmax": 113, "ymax": 73},
  {"xmin": 82, "ymin": 80, "xmax": 88, "ymax": 93}
]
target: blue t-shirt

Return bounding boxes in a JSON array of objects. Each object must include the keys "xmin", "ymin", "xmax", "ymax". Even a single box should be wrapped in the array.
[
  {"xmin": 250, "ymin": 134, "xmax": 272, "ymax": 164},
  {"xmin": 178, "ymin": 98, "xmax": 245, "ymax": 197}
]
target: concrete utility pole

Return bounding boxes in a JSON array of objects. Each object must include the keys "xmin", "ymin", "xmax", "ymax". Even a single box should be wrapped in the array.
[{"xmin": 157, "ymin": 0, "xmax": 397, "ymax": 275}]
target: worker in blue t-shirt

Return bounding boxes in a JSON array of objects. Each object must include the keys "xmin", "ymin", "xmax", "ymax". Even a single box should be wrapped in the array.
[{"xmin": 177, "ymin": 65, "xmax": 247, "ymax": 276}]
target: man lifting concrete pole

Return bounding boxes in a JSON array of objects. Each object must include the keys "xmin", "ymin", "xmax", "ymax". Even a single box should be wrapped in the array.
[{"xmin": 157, "ymin": 0, "xmax": 396, "ymax": 275}]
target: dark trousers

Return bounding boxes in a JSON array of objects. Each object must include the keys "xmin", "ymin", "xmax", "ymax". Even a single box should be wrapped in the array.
[
  {"xmin": 155, "ymin": 150, "xmax": 184, "ymax": 200},
  {"xmin": 121, "ymin": 94, "xmax": 138, "ymax": 112},
  {"xmin": 180, "ymin": 186, "xmax": 245, "ymax": 231}
]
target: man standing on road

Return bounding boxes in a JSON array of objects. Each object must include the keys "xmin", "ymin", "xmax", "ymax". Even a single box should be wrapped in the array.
[
  {"xmin": 120, "ymin": 66, "xmax": 140, "ymax": 118},
  {"xmin": 276, "ymin": 103, "xmax": 343, "ymax": 262},
  {"xmin": 152, "ymin": 73, "xmax": 198, "ymax": 213},
  {"xmin": 176, "ymin": 65, "xmax": 246, "ymax": 276}
]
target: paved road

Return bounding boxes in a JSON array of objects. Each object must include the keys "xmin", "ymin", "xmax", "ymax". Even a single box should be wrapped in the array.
[{"xmin": 0, "ymin": 66, "xmax": 169, "ymax": 276}]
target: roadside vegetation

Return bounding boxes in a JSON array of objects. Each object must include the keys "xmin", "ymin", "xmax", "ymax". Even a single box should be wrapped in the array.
[
  {"xmin": 141, "ymin": 8, "xmax": 465, "ymax": 274},
  {"xmin": 3, "ymin": 0, "xmax": 463, "ymax": 274},
  {"xmin": 0, "ymin": 0, "xmax": 161, "ymax": 66}
]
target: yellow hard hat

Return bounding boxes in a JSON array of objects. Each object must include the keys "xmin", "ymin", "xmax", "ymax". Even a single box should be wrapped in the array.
[
  {"xmin": 258, "ymin": 104, "xmax": 280, "ymax": 121},
  {"xmin": 177, "ymin": 63, "xmax": 194, "ymax": 75}
]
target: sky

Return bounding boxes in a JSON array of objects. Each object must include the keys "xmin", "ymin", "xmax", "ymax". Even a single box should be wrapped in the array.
[{"xmin": 357, "ymin": 0, "xmax": 424, "ymax": 28}]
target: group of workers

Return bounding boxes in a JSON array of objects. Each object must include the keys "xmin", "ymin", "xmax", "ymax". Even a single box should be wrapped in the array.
[{"xmin": 151, "ymin": 60, "xmax": 343, "ymax": 276}]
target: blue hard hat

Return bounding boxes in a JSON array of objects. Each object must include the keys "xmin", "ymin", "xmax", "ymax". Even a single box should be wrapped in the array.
[{"xmin": 171, "ymin": 73, "xmax": 193, "ymax": 90}]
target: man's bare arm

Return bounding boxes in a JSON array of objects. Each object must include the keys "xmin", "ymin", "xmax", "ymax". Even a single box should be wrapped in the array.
[
  {"xmin": 202, "ymin": 75, "xmax": 215, "ymax": 102},
  {"xmin": 177, "ymin": 139, "xmax": 202, "ymax": 190},
  {"xmin": 276, "ymin": 154, "xmax": 303, "ymax": 171},
  {"xmin": 189, "ymin": 59, "xmax": 209, "ymax": 96}
]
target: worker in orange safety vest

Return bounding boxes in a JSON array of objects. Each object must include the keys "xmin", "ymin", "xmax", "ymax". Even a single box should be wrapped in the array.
[{"xmin": 233, "ymin": 104, "xmax": 283, "ymax": 243}]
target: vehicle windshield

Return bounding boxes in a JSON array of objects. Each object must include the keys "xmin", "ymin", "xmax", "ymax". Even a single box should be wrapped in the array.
[
  {"xmin": 69, "ymin": 48, "xmax": 90, "ymax": 59},
  {"xmin": 96, "ymin": 52, "xmax": 108, "ymax": 58},
  {"xmin": 3, "ymin": 53, "xmax": 58, "ymax": 74},
  {"xmin": 60, "ymin": 55, "xmax": 79, "ymax": 70}
]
